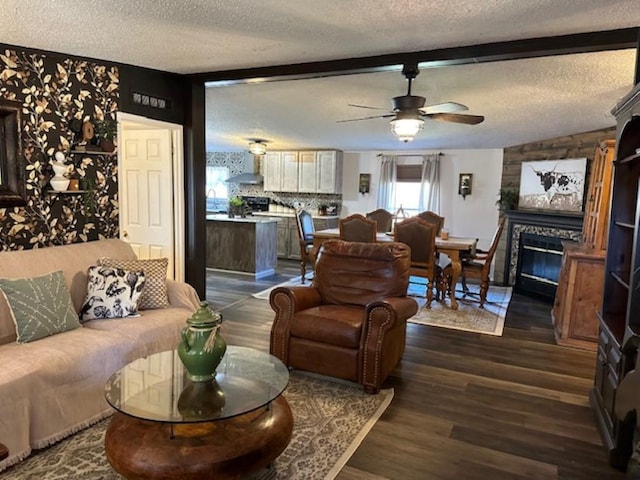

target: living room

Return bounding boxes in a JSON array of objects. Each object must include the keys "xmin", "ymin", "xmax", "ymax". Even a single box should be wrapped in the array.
[{"xmin": 1, "ymin": 2, "xmax": 640, "ymax": 479}]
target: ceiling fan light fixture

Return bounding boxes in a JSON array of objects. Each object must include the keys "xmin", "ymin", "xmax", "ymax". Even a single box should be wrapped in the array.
[
  {"xmin": 248, "ymin": 141, "xmax": 267, "ymax": 155},
  {"xmin": 390, "ymin": 117, "xmax": 424, "ymax": 143}
]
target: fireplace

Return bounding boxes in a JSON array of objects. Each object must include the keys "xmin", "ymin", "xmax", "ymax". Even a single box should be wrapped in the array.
[
  {"xmin": 515, "ymin": 233, "xmax": 564, "ymax": 300},
  {"xmin": 503, "ymin": 210, "xmax": 583, "ymax": 302}
]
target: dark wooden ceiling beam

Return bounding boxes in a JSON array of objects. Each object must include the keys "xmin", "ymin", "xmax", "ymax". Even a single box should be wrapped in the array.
[{"xmin": 194, "ymin": 27, "xmax": 639, "ymax": 86}]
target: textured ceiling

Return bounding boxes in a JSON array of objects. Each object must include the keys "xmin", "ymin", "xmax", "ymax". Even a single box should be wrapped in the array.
[{"xmin": 2, "ymin": 1, "xmax": 639, "ymax": 150}]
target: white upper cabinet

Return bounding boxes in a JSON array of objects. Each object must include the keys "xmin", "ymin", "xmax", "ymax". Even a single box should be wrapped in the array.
[
  {"xmin": 281, "ymin": 151, "xmax": 299, "ymax": 192},
  {"xmin": 298, "ymin": 151, "xmax": 318, "ymax": 193},
  {"xmin": 263, "ymin": 150, "xmax": 342, "ymax": 194},
  {"xmin": 316, "ymin": 150, "xmax": 342, "ymax": 194},
  {"xmin": 262, "ymin": 152, "xmax": 283, "ymax": 192}
]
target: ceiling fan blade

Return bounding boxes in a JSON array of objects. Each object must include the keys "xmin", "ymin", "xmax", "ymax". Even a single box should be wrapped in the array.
[
  {"xmin": 347, "ymin": 103, "xmax": 390, "ymax": 111},
  {"xmin": 337, "ymin": 114, "xmax": 395, "ymax": 123},
  {"xmin": 425, "ymin": 113, "xmax": 485, "ymax": 125},
  {"xmin": 420, "ymin": 101, "xmax": 469, "ymax": 114}
]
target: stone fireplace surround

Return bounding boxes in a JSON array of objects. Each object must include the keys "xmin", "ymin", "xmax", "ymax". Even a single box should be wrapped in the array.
[{"xmin": 502, "ymin": 210, "xmax": 583, "ymax": 292}]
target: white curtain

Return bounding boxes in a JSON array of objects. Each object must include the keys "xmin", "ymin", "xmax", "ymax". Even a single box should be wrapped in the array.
[
  {"xmin": 377, "ymin": 155, "xmax": 397, "ymax": 210},
  {"xmin": 418, "ymin": 153, "xmax": 440, "ymax": 212}
]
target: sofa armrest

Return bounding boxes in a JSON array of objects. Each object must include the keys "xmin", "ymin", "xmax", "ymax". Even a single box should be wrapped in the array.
[
  {"xmin": 269, "ymin": 286, "xmax": 322, "ymax": 363},
  {"xmin": 166, "ymin": 280, "xmax": 200, "ymax": 312}
]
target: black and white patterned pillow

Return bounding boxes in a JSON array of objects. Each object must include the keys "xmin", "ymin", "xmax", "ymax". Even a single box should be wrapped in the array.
[{"xmin": 80, "ymin": 266, "xmax": 146, "ymax": 321}]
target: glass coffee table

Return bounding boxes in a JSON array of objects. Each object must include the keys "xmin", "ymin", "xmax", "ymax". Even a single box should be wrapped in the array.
[{"xmin": 103, "ymin": 346, "xmax": 292, "ymax": 480}]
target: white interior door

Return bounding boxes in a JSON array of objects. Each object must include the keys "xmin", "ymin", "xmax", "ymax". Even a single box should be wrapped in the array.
[{"xmin": 120, "ymin": 128, "xmax": 175, "ymax": 277}]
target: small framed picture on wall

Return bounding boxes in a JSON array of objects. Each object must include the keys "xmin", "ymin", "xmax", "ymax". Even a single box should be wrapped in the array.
[{"xmin": 359, "ymin": 173, "xmax": 371, "ymax": 194}]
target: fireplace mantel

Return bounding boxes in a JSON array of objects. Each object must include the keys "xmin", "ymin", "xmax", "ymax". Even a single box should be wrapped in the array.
[{"xmin": 503, "ymin": 209, "xmax": 583, "ymax": 286}]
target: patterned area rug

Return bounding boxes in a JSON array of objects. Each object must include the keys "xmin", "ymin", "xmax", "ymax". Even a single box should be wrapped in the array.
[
  {"xmin": 254, "ymin": 277, "xmax": 511, "ymax": 336},
  {"xmin": 2, "ymin": 372, "xmax": 392, "ymax": 480},
  {"xmin": 407, "ymin": 279, "xmax": 512, "ymax": 336}
]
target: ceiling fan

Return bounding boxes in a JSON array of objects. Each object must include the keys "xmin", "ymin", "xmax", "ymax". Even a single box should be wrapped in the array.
[{"xmin": 337, "ymin": 63, "xmax": 485, "ymax": 142}]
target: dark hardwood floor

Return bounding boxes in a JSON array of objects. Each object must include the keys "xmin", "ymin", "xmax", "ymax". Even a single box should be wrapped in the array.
[{"xmin": 206, "ymin": 261, "xmax": 622, "ymax": 480}]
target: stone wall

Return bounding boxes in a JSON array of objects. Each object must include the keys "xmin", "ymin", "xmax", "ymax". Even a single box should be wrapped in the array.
[{"xmin": 495, "ymin": 126, "xmax": 617, "ymax": 284}]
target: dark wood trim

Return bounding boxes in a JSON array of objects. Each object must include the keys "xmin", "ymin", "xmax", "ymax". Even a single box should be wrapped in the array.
[
  {"xmin": 183, "ymin": 79, "xmax": 206, "ymax": 298},
  {"xmin": 192, "ymin": 27, "xmax": 640, "ymax": 85},
  {"xmin": 635, "ymin": 29, "xmax": 640, "ymax": 85}
]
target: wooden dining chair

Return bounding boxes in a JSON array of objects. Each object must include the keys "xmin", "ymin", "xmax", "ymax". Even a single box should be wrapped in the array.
[
  {"xmin": 442, "ymin": 218, "xmax": 505, "ymax": 308},
  {"xmin": 295, "ymin": 209, "xmax": 317, "ymax": 283},
  {"xmin": 339, "ymin": 214, "xmax": 377, "ymax": 243},
  {"xmin": 366, "ymin": 209, "xmax": 394, "ymax": 233},
  {"xmin": 416, "ymin": 211, "xmax": 445, "ymax": 236},
  {"xmin": 394, "ymin": 217, "xmax": 440, "ymax": 308}
]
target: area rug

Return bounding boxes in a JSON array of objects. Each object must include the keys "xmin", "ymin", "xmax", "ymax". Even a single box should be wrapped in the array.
[
  {"xmin": 254, "ymin": 276, "xmax": 511, "ymax": 336},
  {"xmin": 407, "ymin": 279, "xmax": 512, "ymax": 336},
  {"xmin": 2, "ymin": 371, "xmax": 392, "ymax": 480}
]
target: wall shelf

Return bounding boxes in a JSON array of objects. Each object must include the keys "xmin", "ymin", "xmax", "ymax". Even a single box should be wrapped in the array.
[
  {"xmin": 69, "ymin": 149, "xmax": 117, "ymax": 156},
  {"xmin": 45, "ymin": 190, "xmax": 93, "ymax": 195}
]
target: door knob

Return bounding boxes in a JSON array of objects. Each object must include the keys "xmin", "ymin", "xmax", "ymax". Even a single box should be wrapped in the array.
[{"xmin": 123, "ymin": 231, "xmax": 128, "ymax": 238}]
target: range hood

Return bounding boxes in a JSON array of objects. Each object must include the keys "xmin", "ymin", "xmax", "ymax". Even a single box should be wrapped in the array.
[{"xmin": 226, "ymin": 154, "xmax": 263, "ymax": 184}]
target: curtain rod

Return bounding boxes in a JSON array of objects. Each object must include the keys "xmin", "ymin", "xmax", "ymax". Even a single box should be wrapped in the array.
[{"xmin": 376, "ymin": 152, "xmax": 444, "ymax": 157}]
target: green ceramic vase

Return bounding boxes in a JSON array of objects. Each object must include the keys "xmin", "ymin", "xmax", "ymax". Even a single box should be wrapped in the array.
[{"xmin": 177, "ymin": 301, "xmax": 227, "ymax": 382}]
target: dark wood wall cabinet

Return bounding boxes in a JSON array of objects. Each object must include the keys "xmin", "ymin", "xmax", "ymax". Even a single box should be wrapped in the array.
[
  {"xmin": 590, "ymin": 83, "xmax": 640, "ymax": 470},
  {"xmin": 552, "ymin": 140, "xmax": 615, "ymax": 350}
]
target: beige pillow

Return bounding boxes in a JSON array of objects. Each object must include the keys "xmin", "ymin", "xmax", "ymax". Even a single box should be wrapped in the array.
[{"xmin": 98, "ymin": 257, "xmax": 169, "ymax": 310}]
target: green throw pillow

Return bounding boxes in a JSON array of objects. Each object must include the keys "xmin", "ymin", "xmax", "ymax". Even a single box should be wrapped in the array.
[{"xmin": 0, "ymin": 270, "xmax": 81, "ymax": 344}]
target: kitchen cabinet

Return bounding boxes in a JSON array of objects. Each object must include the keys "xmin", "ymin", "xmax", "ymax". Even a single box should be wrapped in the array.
[
  {"xmin": 590, "ymin": 83, "xmax": 640, "ymax": 470},
  {"xmin": 263, "ymin": 150, "xmax": 342, "ymax": 194},
  {"xmin": 263, "ymin": 151, "xmax": 298, "ymax": 192},
  {"xmin": 252, "ymin": 213, "xmax": 338, "ymax": 259}
]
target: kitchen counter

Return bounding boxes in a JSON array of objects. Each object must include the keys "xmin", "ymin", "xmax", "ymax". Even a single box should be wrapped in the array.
[
  {"xmin": 252, "ymin": 212, "xmax": 339, "ymax": 220},
  {"xmin": 206, "ymin": 215, "xmax": 278, "ymax": 278},
  {"xmin": 206, "ymin": 214, "xmax": 281, "ymax": 223}
]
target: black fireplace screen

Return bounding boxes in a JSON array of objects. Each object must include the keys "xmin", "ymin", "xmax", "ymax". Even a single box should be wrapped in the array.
[{"xmin": 515, "ymin": 232, "xmax": 564, "ymax": 301}]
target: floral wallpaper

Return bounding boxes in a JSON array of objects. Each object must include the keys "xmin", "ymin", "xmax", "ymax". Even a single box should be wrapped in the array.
[{"xmin": 0, "ymin": 48, "xmax": 119, "ymax": 251}]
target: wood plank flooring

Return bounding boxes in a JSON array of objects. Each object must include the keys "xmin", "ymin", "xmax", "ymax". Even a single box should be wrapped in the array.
[{"xmin": 205, "ymin": 261, "xmax": 622, "ymax": 480}]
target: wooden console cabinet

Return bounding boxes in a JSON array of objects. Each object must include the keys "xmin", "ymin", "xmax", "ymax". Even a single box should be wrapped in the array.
[
  {"xmin": 552, "ymin": 242, "xmax": 605, "ymax": 349},
  {"xmin": 552, "ymin": 140, "xmax": 615, "ymax": 350}
]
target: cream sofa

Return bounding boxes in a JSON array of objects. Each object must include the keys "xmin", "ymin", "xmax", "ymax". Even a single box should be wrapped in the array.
[{"xmin": 0, "ymin": 239, "xmax": 200, "ymax": 471}]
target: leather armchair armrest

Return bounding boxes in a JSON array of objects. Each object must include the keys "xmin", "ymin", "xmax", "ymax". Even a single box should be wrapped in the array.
[
  {"xmin": 269, "ymin": 286, "xmax": 322, "ymax": 363},
  {"xmin": 360, "ymin": 296, "xmax": 418, "ymax": 391},
  {"xmin": 270, "ymin": 286, "xmax": 322, "ymax": 313}
]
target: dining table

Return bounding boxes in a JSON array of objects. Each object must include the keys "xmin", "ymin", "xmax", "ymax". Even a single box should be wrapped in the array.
[{"xmin": 312, "ymin": 228, "xmax": 477, "ymax": 310}]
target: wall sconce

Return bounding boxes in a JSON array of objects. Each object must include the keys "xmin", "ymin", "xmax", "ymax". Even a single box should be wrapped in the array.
[
  {"xmin": 358, "ymin": 173, "xmax": 371, "ymax": 195},
  {"xmin": 459, "ymin": 173, "xmax": 472, "ymax": 200}
]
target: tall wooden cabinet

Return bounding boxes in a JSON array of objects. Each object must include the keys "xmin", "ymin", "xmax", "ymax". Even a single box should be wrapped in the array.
[
  {"xmin": 590, "ymin": 83, "xmax": 640, "ymax": 470},
  {"xmin": 552, "ymin": 140, "xmax": 615, "ymax": 349}
]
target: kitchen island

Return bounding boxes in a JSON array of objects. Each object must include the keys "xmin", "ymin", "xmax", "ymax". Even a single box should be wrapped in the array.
[{"xmin": 206, "ymin": 214, "xmax": 279, "ymax": 278}]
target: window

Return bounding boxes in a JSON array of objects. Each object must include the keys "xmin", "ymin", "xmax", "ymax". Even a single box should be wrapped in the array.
[
  {"xmin": 205, "ymin": 166, "xmax": 229, "ymax": 212},
  {"xmin": 393, "ymin": 164, "xmax": 421, "ymax": 217}
]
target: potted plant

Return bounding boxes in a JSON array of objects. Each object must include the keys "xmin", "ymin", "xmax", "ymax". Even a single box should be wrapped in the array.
[
  {"xmin": 496, "ymin": 187, "xmax": 519, "ymax": 211},
  {"xmin": 94, "ymin": 119, "xmax": 117, "ymax": 153},
  {"xmin": 228, "ymin": 196, "xmax": 246, "ymax": 218}
]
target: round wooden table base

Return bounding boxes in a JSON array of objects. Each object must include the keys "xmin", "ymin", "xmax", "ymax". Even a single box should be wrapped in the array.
[{"xmin": 105, "ymin": 396, "xmax": 293, "ymax": 480}]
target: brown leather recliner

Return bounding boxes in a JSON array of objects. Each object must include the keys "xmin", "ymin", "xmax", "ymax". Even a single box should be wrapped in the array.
[{"xmin": 269, "ymin": 240, "xmax": 418, "ymax": 393}]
